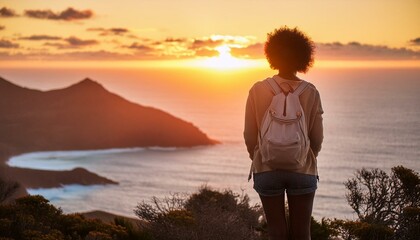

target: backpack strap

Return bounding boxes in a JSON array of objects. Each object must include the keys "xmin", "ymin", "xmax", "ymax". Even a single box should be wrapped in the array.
[
  {"xmin": 294, "ymin": 80, "xmax": 309, "ymax": 95},
  {"xmin": 266, "ymin": 77, "xmax": 282, "ymax": 95},
  {"xmin": 268, "ymin": 77, "xmax": 309, "ymax": 95}
]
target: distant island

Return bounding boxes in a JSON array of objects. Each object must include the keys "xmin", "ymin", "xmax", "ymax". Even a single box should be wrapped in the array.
[{"xmin": 0, "ymin": 77, "xmax": 217, "ymax": 200}]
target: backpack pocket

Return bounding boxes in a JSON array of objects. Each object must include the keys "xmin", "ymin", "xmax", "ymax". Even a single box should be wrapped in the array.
[{"xmin": 260, "ymin": 139, "xmax": 304, "ymax": 170}]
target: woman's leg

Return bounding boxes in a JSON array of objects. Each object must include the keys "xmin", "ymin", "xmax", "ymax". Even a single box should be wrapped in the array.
[
  {"xmin": 259, "ymin": 194, "xmax": 288, "ymax": 240},
  {"xmin": 287, "ymin": 192, "xmax": 315, "ymax": 240}
]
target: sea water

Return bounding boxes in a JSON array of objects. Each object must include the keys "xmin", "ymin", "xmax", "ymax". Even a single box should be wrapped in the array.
[{"xmin": 5, "ymin": 67, "xmax": 420, "ymax": 220}]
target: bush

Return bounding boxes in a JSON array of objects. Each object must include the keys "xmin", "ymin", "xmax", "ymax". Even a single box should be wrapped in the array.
[
  {"xmin": 134, "ymin": 186, "xmax": 262, "ymax": 240},
  {"xmin": 330, "ymin": 219, "xmax": 394, "ymax": 240},
  {"xmin": 310, "ymin": 217, "xmax": 337, "ymax": 240},
  {"xmin": 114, "ymin": 216, "xmax": 152, "ymax": 240},
  {"xmin": 338, "ymin": 166, "xmax": 420, "ymax": 240},
  {"xmin": 0, "ymin": 195, "xmax": 142, "ymax": 240},
  {"xmin": 395, "ymin": 206, "xmax": 420, "ymax": 240}
]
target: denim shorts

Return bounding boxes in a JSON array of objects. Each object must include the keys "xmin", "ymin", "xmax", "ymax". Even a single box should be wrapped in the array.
[{"xmin": 253, "ymin": 170, "xmax": 317, "ymax": 196}]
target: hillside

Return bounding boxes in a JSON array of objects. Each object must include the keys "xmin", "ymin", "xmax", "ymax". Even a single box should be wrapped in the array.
[{"xmin": 0, "ymin": 77, "xmax": 216, "ymax": 155}]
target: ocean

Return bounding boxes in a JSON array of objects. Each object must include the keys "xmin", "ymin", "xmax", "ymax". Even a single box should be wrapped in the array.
[{"xmin": 3, "ymin": 66, "xmax": 420, "ymax": 220}]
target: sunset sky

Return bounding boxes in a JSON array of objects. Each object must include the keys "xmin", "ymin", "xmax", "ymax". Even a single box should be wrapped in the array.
[{"xmin": 1, "ymin": 0, "xmax": 420, "ymax": 68}]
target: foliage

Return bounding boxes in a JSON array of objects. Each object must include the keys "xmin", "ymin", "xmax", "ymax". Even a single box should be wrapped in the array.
[
  {"xmin": 334, "ymin": 165, "xmax": 420, "ymax": 240},
  {"xmin": 394, "ymin": 206, "xmax": 420, "ymax": 240},
  {"xmin": 134, "ymin": 186, "xmax": 262, "ymax": 240},
  {"xmin": 0, "ymin": 195, "xmax": 143, "ymax": 240},
  {"xmin": 310, "ymin": 217, "xmax": 337, "ymax": 240},
  {"xmin": 114, "ymin": 216, "xmax": 153, "ymax": 240},
  {"xmin": 330, "ymin": 219, "xmax": 393, "ymax": 240}
]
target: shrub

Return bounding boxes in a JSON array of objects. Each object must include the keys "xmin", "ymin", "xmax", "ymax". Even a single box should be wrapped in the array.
[
  {"xmin": 339, "ymin": 166, "xmax": 420, "ymax": 239},
  {"xmin": 395, "ymin": 206, "xmax": 420, "ymax": 240},
  {"xmin": 114, "ymin": 216, "xmax": 152, "ymax": 240},
  {"xmin": 0, "ymin": 195, "xmax": 141, "ymax": 240},
  {"xmin": 135, "ymin": 186, "xmax": 262, "ymax": 240},
  {"xmin": 310, "ymin": 217, "xmax": 337, "ymax": 240}
]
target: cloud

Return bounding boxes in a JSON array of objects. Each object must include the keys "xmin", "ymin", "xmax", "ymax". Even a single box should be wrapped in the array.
[
  {"xmin": 230, "ymin": 43, "xmax": 264, "ymax": 58},
  {"xmin": 43, "ymin": 42, "xmax": 70, "ymax": 49},
  {"xmin": 186, "ymin": 38, "xmax": 225, "ymax": 57},
  {"xmin": 19, "ymin": 35, "xmax": 62, "ymax": 41},
  {"xmin": 4, "ymin": 33, "xmax": 420, "ymax": 61},
  {"xmin": 87, "ymin": 27, "xmax": 129, "ymax": 36},
  {"xmin": 58, "ymin": 50, "xmax": 138, "ymax": 60},
  {"xmin": 127, "ymin": 34, "xmax": 140, "ymax": 39},
  {"xmin": 228, "ymin": 40, "xmax": 420, "ymax": 60},
  {"xmin": 409, "ymin": 37, "xmax": 420, "ymax": 46},
  {"xmin": 188, "ymin": 36, "xmax": 256, "ymax": 57},
  {"xmin": 125, "ymin": 42, "xmax": 154, "ymax": 51},
  {"xmin": 229, "ymin": 40, "xmax": 420, "ymax": 60},
  {"xmin": 194, "ymin": 48, "xmax": 219, "ymax": 57},
  {"xmin": 316, "ymin": 41, "xmax": 420, "ymax": 60},
  {"xmin": 165, "ymin": 38, "xmax": 187, "ymax": 43},
  {"xmin": 145, "ymin": 39, "xmax": 195, "ymax": 58},
  {"xmin": 65, "ymin": 37, "xmax": 98, "ymax": 46},
  {"xmin": 191, "ymin": 38, "xmax": 224, "ymax": 49},
  {"xmin": 0, "ymin": 39, "xmax": 19, "ymax": 48},
  {"xmin": 0, "ymin": 50, "xmax": 156, "ymax": 61},
  {"xmin": 0, "ymin": 7, "xmax": 18, "ymax": 17},
  {"xmin": 24, "ymin": 7, "xmax": 93, "ymax": 21},
  {"xmin": 0, "ymin": 25, "xmax": 5, "ymax": 31},
  {"xmin": 43, "ymin": 37, "xmax": 98, "ymax": 49}
]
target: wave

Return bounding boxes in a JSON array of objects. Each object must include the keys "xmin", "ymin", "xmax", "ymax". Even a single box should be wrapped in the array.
[
  {"xmin": 9, "ymin": 147, "xmax": 147, "ymax": 162},
  {"xmin": 148, "ymin": 146, "xmax": 186, "ymax": 151},
  {"xmin": 6, "ymin": 145, "xmax": 213, "ymax": 170},
  {"xmin": 6, "ymin": 147, "xmax": 174, "ymax": 169},
  {"xmin": 148, "ymin": 144, "xmax": 217, "ymax": 152},
  {"xmin": 8, "ymin": 145, "xmax": 208, "ymax": 164},
  {"xmin": 28, "ymin": 184, "xmax": 105, "ymax": 201}
]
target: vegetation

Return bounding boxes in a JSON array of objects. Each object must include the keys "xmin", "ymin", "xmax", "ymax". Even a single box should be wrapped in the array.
[
  {"xmin": 330, "ymin": 166, "xmax": 420, "ymax": 240},
  {"xmin": 134, "ymin": 186, "xmax": 262, "ymax": 240},
  {"xmin": 0, "ymin": 195, "xmax": 140, "ymax": 240},
  {"xmin": 1, "ymin": 166, "xmax": 418, "ymax": 240}
]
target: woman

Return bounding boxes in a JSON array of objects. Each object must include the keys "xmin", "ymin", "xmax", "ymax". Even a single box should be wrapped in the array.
[{"xmin": 244, "ymin": 27, "xmax": 323, "ymax": 239}]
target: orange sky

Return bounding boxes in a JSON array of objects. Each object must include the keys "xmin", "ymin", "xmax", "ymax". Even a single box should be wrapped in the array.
[{"xmin": 1, "ymin": 0, "xmax": 420, "ymax": 68}]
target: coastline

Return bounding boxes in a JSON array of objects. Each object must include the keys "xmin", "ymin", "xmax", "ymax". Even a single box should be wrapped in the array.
[
  {"xmin": 1, "ymin": 150, "xmax": 148, "ymax": 225},
  {"xmin": 0, "ymin": 149, "xmax": 118, "ymax": 202}
]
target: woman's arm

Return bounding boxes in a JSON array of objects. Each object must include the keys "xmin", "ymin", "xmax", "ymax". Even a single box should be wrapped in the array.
[
  {"xmin": 244, "ymin": 89, "xmax": 258, "ymax": 160},
  {"xmin": 309, "ymin": 90, "xmax": 324, "ymax": 157}
]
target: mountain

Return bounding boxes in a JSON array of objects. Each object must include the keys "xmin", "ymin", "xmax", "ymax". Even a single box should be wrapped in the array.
[{"xmin": 0, "ymin": 77, "xmax": 217, "ymax": 154}]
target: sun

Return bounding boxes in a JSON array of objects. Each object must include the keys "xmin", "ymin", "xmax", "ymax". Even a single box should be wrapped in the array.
[
  {"xmin": 207, "ymin": 45, "xmax": 245, "ymax": 69},
  {"xmin": 190, "ymin": 44, "xmax": 261, "ymax": 70},
  {"xmin": 215, "ymin": 45, "xmax": 232, "ymax": 59}
]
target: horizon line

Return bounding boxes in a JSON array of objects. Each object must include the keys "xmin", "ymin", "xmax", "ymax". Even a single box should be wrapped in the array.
[{"xmin": 1, "ymin": 59, "xmax": 420, "ymax": 70}]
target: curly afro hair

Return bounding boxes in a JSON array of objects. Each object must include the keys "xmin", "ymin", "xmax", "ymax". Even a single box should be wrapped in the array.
[{"xmin": 264, "ymin": 26, "xmax": 315, "ymax": 73}]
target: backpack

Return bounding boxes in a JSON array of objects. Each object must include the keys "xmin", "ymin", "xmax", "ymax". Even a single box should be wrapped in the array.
[{"xmin": 258, "ymin": 77, "xmax": 310, "ymax": 170}]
